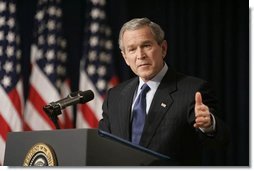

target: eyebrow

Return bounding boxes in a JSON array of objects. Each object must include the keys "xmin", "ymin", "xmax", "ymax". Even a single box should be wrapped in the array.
[{"xmin": 126, "ymin": 39, "xmax": 154, "ymax": 48}]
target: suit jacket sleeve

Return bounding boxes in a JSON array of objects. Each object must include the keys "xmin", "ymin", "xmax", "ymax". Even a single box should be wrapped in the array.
[
  {"xmin": 98, "ymin": 88, "xmax": 111, "ymax": 133},
  {"xmin": 188, "ymin": 81, "xmax": 230, "ymax": 148}
]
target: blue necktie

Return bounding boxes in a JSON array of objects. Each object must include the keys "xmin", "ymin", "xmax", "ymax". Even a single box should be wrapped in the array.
[{"xmin": 132, "ymin": 84, "xmax": 150, "ymax": 144}]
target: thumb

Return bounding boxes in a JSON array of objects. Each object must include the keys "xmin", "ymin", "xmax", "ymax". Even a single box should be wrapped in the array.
[{"xmin": 195, "ymin": 92, "xmax": 203, "ymax": 106}]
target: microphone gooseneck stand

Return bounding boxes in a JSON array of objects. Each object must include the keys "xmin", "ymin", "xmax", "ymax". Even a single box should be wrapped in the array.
[{"xmin": 43, "ymin": 103, "xmax": 62, "ymax": 129}]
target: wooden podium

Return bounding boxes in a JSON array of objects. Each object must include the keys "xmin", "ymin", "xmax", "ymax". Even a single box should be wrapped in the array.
[{"xmin": 4, "ymin": 129, "xmax": 171, "ymax": 166}]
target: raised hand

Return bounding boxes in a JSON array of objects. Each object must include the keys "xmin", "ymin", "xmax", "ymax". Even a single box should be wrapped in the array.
[{"xmin": 193, "ymin": 92, "xmax": 212, "ymax": 128}]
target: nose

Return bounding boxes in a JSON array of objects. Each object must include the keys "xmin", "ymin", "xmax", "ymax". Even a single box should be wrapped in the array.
[{"xmin": 136, "ymin": 47, "xmax": 145, "ymax": 59}]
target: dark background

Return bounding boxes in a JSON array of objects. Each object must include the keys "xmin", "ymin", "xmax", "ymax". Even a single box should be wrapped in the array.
[{"xmin": 16, "ymin": 0, "xmax": 249, "ymax": 166}]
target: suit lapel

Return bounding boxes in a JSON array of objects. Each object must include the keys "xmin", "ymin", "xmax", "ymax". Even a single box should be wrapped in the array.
[
  {"xmin": 140, "ymin": 69, "xmax": 177, "ymax": 147},
  {"xmin": 119, "ymin": 78, "xmax": 139, "ymax": 140}
]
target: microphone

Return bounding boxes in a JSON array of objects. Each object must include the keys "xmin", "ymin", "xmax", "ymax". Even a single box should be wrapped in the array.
[
  {"xmin": 47, "ymin": 90, "xmax": 94, "ymax": 110},
  {"xmin": 43, "ymin": 90, "xmax": 94, "ymax": 129}
]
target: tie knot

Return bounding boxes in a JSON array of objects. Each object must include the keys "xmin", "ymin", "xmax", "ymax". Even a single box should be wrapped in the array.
[{"xmin": 141, "ymin": 83, "xmax": 150, "ymax": 94}]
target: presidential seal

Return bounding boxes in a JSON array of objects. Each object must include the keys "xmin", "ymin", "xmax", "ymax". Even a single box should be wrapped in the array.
[{"xmin": 23, "ymin": 143, "xmax": 57, "ymax": 166}]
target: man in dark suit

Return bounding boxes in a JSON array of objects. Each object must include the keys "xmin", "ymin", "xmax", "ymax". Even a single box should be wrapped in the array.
[{"xmin": 98, "ymin": 17, "xmax": 229, "ymax": 165}]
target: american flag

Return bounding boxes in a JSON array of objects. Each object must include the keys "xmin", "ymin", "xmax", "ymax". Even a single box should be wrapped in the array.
[
  {"xmin": 0, "ymin": 0, "xmax": 23, "ymax": 165},
  {"xmin": 24, "ymin": 0, "xmax": 73, "ymax": 131},
  {"xmin": 76, "ymin": 0, "xmax": 118, "ymax": 128}
]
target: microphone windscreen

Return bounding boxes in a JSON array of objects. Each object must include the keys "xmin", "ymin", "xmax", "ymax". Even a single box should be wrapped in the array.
[{"xmin": 79, "ymin": 90, "xmax": 94, "ymax": 103}]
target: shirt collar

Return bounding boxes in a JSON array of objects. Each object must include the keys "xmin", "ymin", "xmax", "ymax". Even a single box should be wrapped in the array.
[{"xmin": 138, "ymin": 63, "xmax": 168, "ymax": 90}]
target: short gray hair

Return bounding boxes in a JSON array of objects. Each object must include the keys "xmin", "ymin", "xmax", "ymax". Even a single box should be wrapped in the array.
[{"xmin": 118, "ymin": 17, "xmax": 165, "ymax": 51}]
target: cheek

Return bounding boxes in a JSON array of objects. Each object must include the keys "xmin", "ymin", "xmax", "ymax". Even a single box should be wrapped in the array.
[
  {"xmin": 126, "ymin": 58, "xmax": 138, "ymax": 73},
  {"xmin": 122, "ymin": 53, "xmax": 130, "ymax": 66},
  {"xmin": 124, "ymin": 58, "xmax": 130, "ymax": 66},
  {"xmin": 124, "ymin": 55, "xmax": 135, "ymax": 66}
]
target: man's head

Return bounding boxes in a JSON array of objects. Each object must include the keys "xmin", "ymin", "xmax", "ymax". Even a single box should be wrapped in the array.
[
  {"xmin": 119, "ymin": 18, "xmax": 165, "ymax": 52},
  {"xmin": 119, "ymin": 18, "xmax": 167, "ymax": 82}
]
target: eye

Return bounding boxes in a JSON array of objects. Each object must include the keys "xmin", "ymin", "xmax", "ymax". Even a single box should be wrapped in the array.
[
  {"xmin": 143, "ymin": 43, "xmax": 152, "ymax": 48},
  {"xmin": 127, "ymin": 47, "xmax": 136, "ymax": 53}
]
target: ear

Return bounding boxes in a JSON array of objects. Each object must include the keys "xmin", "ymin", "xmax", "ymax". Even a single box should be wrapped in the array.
[
  {"xmin": 161, "ymin": 40, "xmax": 168, "ymax": 59},
  {"xmin": 121, "ymin": 50, "xmax": 130, "ymax": 66}
]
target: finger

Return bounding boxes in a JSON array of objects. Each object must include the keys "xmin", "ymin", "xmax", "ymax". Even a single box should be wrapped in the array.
[
  {"xmin": 195, "ymin": 106, "xmax": 209, "ymax": 117},
  {"xmin": 195, "ymin": 110, "xmax": 209, "ymax": 117},
  {"xmin": 195, "ymin": 104, "xmax": 209, "ymax": 111},
  {"xmin": 195, "ymin": 92, "xmax": 203, "ymax": 106},
  {"xmin": 193, "ymin": 123, "xmax": 198, "ymax": 128},
  {"xmin": 194, "ymin": 120, "xmax": 209, "ymax": 128},
  {"xmin": 194, "ymin": 122, "xmax": 211, "ymax": 128},
  {"xmin": 195, "ymin": 115, "xmax": 210, "ymax": 123},
  {"xmin": 194, "ymin": 116, "xmax": 211, "ymax": 128}
]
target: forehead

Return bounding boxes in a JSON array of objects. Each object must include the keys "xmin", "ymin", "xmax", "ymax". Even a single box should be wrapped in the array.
[{"xmin": 122, "ymin": 26, "xmax": 155, "ymax": 45}]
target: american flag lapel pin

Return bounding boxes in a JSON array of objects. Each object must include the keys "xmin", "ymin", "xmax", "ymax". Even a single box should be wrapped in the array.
[{"xmin": 161, "ymin": 103, "xmax": 166, "ymax": 108}]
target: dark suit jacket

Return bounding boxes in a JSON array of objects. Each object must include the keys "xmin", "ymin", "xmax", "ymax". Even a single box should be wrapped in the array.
[{"xmin": 98, "ymin": 68, "xmax": 229, "ymax": 165}]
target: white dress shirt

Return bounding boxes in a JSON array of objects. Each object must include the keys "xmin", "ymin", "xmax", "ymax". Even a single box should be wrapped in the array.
[{"xmin": 132, "ymin": 63, "xmax": 168, "ymax": 114}]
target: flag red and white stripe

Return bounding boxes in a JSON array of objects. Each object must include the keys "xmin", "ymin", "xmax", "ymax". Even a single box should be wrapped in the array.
[
  {"xmin": 0, "ymin": 0, "xmax": 23, "ymax": 165},
  {"xmin": 76, "ymin": 0, "xmax": 118, "ymax": 128},
  {"xmin": 24, "ymin": 0, "xmax": 73, "ymax": 131}
]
